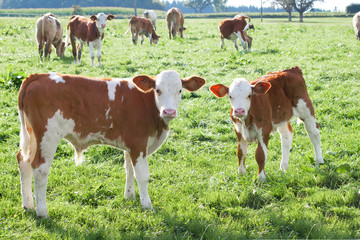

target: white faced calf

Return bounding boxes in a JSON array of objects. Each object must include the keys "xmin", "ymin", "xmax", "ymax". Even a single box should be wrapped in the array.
[
  {"xmin": 210, "ymin": 67, "xmax": 323, "ymax": 181},
  {"xmin": 17, "ymin": 70, "xmax": 205, "ymax": 217}
]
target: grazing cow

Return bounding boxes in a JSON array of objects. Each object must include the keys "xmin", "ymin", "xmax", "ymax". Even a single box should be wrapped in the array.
[
  {"xmin": 35, "ymin": 13, "xmax": 66, "ymax": 59},
  {"xmin": 166, "ymin": 7, "xmax": 186, "ymax": 39},
  {"xmin": 210, "ymin": 67, "xmax": 323, "ymax": 181},
  {"xmin": 143, "ymin": 10, "xmax": 157, "ymax": 30},
  {"xmin": 353, "ymin": 11, "xmax": 360, "ymax": 40},
  {"xmin": 16, "ymin": 70, "xmax": 205, "ymax": 217},
  {"xmin": 66, "ymin": 13, "xmax": 115, "ymax": 66},
  {"xmin": 128, "ymin": 16, "xmax": 160, "ymax": 45},
  {"xmin": 218, "ymin": 15, "xmax": 253, "ymax": 51}
]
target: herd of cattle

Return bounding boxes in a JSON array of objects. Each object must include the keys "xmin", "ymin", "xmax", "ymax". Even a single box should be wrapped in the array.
[{"xmin": 18, "ymin": 8, "xmax": 358, "ymax": 218}]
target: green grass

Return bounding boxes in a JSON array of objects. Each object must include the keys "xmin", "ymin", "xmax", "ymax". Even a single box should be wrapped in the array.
[{"xmin": 0, "ymin": 16, "xmax": 360, "ymax": 239}]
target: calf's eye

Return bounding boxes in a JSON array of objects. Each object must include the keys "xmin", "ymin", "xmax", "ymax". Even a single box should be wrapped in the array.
[{"xmin": 179, "ymin": 90, "xmax": 182, "ymax": 94}]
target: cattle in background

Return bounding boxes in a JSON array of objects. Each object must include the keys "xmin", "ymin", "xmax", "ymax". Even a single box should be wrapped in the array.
[
  {"xmin": 353, "ymin": 11, "xmax": 360, "ymax": 40},
  {"xmin": 210, "ymin": 67, "xmax": 323, "ymax": 181},
  {"xmin": 35, "ymin": 13, "xmax": 66, "ymax": 59},
  {"xmin": 143, "ymin": 10, "xmax": 157, "ymax": 30},
  {"xmin": 16, "ymin": 70, "xmax": 205, "ymax": 217},
  {"xmin": 66, "ymin": 13, "xmax": 115, "ymax": 66},
  {"xmin": 127, "ymin": 16, "xmax": 160, "ymax": 45},
  {"xmin": 166, "ymin": 7, "xmax": 186, "ymax": 39},
  {"xmin": 218, "ymin": 15, "xmax": 253, "ymax": 51}
]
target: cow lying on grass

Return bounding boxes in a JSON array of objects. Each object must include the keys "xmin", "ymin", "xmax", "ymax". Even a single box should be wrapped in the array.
[
  {"xmin": 210, "ymin": 67, "xmax": 324, "ymax": 181},
  {"xmin": 16, "ymin": 70, "xmax": 206, "ymax": 217},
  {"xmin": 35, "ymin": 13, "xmax": 66, "ymax": 59}
]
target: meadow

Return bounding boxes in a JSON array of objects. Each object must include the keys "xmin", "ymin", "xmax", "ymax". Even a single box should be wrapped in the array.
[{"xmin": 0, "ymin": 15, "xmax": 359, "ymax": 239}]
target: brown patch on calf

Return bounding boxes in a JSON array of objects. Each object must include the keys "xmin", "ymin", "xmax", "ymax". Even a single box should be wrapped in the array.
[{"xmin": 166, "ymin": 8, "xmax": 185, "ymax": 39}]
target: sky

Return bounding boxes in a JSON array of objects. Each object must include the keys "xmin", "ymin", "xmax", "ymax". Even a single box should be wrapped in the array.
[{"xmin": 226, "ymin": 0, "xmax": 360, "ymax": 11}]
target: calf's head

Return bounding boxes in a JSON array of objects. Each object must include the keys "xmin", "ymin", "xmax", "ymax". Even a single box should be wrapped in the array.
[
  {"xmin": 210, "ymin": 79, "xmax": 271, "ymax": 119},
  {"xmin": 133, "ymin": 70, "xmax": 205, "ymax": 121},
  {"xmin": 90, "ymin": 13, "xmax": 115, "ymax": 29}
]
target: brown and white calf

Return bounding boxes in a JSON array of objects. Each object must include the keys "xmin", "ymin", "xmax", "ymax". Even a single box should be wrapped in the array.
[
  {"xmin": 128, "ymin": 16, "xmax": 160, "ymax": 45},
  {"xmin": 66, "ymin": 13, "xmax": 115, "ymax": 66},
  {"xmin": 17, "ymin": 70, "xmax": 205, "ymax": 217},
  {"xmin": 218, "ymin": 15, "xmax": 253, "ymax": 51},
  {"xmin": 166, "ymin": 7, "xmax": 186, "ymax": 39},
  {"xmin": 143, "ymin": 10, "xmax": 157, "ymax": 30},
  {"xmin": 35, "ymin": 13, "xmax": 66, "ymax": 59},
  {"xmin": 210, "ymin": 67, "xmax": 323, "ymax": 181}
]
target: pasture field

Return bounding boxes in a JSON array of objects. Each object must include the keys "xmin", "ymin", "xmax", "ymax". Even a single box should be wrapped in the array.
[{"xmin": 0, "ymin": 16, "xmax": 359, "ymax": 239}]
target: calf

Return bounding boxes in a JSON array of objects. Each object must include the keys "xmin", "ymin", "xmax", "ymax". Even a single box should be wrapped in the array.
[
  {"xmin": 166, "ymin": 7, "xmax": 186, "ymax": 39},
  {"xmin": 218, "ymin": 15, "xmax": 252, "ymax": 51},
  {"xmin": 17, "ymin": 70, "xmax": 205, "ymax": 217},
  {"xmin": 353, "ymin": 11, "xmax": 360, "ymax": 40},
  {"xmin": 143, "ymin": 10, "xmax": 157, "ymax": 30},
  {"xmin": 66, "ymin": 13, "xmax": 115, "ymax": 66},
  {"xmin": 128, "ymin": 16, "xmax": 160, "ymax": 45},
  {"xmin": 210, "ymin": 67, "xmax": 323, "ymax": 181},
  {"xmin": 35, "ymin": 13, "xmax": 66, "ymax": 59}
]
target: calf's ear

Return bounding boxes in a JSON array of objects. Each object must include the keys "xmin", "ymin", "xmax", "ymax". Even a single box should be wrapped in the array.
[
  {"xmin": 90, "ymin": 15, "xmax": 97, "ymax": 21},
  {"xmin": 210, "ymin": 84, "xmax": 229, "ymax": 98},
  {"xmin": 133, "ymin": 75, "xmax": 156, "ymax": 93},
  {"xmin": 252, "ymin": 81, "xmax": 271, "ymax": 95},
  {"xmin": 107, "ymin": 14, "xmax": 115, "ymax": 20},
  {"xmin": 182, "ymin": 76, "xmax": 206, "ymax": 92}
]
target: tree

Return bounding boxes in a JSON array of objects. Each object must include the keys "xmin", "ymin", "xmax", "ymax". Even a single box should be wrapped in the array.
[
  {"xmin": 183, "ymin": 0, "xmax": 212, "ymax": 13},
  {"xmin": 271, "ymin": 0, "xmax": 293, "ymax": 21},
  {"xmin": 292, "ymin": 0, "xmax": 323, "ymax": 22},
  {"xmin": 346, "ymin": 4, "xmax": 360, "ymax": 14},
  {"xmin": 212, "ymin": 0, "xmax": 227, "ymax": 12},
  {"xmin": 184, "ymin": 0, "xmax": 227, "ymax": 13}
]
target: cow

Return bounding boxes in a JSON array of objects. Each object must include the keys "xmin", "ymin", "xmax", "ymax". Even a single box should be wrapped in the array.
[
  {"xmin": 127, "ymin": 16, "xmax": 160, "ymax": 45},
  {"xmin": 353, "ymin": 11, "xmax": 360, "ymax": 40},
  {"xmin": 218, "ymin": 15, "xmax": 253, "ymax": 51},
  {"xmin": 166, "ymin": 7, "xmax": 186, "ymax": 39},
  {"xmin": 65, "ymin": 13, "xmax": 115, "ymax": 66},
  {"xmin": 35, "ymin": 13, "xmax": 66, "ymax": 59},
  {"xmin": 210, "ymin": 67, "xmax": 323, "ymax": 181},
  {"xmin": 143, "ymin": 10, "xmax": 157, "ymax": 30},
  {"xmin": 16, "ymin": 70, "xmax": 206, "ymax": 218}
]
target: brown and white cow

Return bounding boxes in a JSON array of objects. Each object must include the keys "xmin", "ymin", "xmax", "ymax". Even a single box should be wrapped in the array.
[
  {"xmin": 128, "ymin": 16, "xmax": 160, "ymax": 45},
  {"xmin": 16, "ymin": 70, "xmax": 205, "ymax": 217},
  {"xmin": 166, "ymin": 7, "xmax": 186, "ymax": 39},
  {"xmin": 218, "ymin": 15, "xmax": 253, "ymax": 51},
  {"xmin": 66, "ymin": 13, "xmax": 115, "ymax": 66},
  {"xmin": 210, "ymin": 67, "xmax": 323, "ymax": 181},
  {"xmin": 353, "ymin": 11, "xmax": 360, "ymax": 40},
  {"xmin": 35, "ymin": 13, "xmax": 66, "ymax": 59}
]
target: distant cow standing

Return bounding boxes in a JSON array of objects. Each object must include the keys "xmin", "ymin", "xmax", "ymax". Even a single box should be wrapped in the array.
[
  {"xmin": 218, "ymin": 15, "xmax": 252, "ymax": 51},
  {"xmin": 16, "ymin": 70, "xmax": 205, "ymax": 218},
  {"xmin": 35, "ymin": 13, "xmax": 66, "ymax": 59},
  {"xmin": 353, "ymin": 11, "xmax": 360, "ymax": 40},
  {"xmin": 143, "ymin": 10, "xmax": 157, "ymax": 30},
  {"xmin": 210, "ymin": 67, "xmax": 323, "ymax": 181},
  {"xmin": 128, "ymin": 16, "xmax": 160, "ymax": 45},
  {"xmin": 66, "ymin": 13, "xmax": 115, "ymax": 66},
  {"xmin": 166, "ymin": 7, "xmax": 186, "ymax": 39}
]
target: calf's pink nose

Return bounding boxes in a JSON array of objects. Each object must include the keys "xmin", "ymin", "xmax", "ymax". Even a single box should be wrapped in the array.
[
  {"xmin": 163, "ymin": 109, "xmax": 177, "ymax": 117},
  {"xmin": 234, "ymin": 108, "xmax": 246, "ymax": 116},
  {"xmin": 101, "ymin": 24, "xmax": 106, "ymax": 28}
]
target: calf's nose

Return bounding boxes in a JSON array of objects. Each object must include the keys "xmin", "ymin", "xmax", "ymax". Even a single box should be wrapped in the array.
[
  {"xmin": 101, "ymin": 23, "xmax": 106, "ymax": 28},
  {"xmin": 162, "ymin": 109, "xmax": 177, "ymax": 118},
  {"xmin": 234, "ymin": 108, "xmax": 246, "ymax": 117}
]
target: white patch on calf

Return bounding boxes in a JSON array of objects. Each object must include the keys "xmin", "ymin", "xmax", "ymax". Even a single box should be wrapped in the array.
[
  {"xmin": 49, "ymin": 73, "xmax": 65, "ymax": 83},
  {"xmin": 40, "ymin": 110, "xmax": 75, "ymax": 162},
  {"xmin": 106, "ymin": 80, "xmax": 121, "ymax": 101},
  {"xmin": 258, "ymin": 170, "xmax": 266, "ymax": 182},
  {"xmin": 146, "ymin": 130, "xmax": 170, "ymax": 156}
]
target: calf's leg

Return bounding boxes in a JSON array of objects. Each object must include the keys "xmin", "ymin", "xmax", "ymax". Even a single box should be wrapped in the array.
[
  {"xmin": 17, "ymin": 151, "xmax": 34, "ymax": 210},
  {"xmin": 133, "ymin": 154, "xmax": 152, "ymax": 209},
  {"xmin": 124, "ymin": 151, "xmax": 135, "ymax": 200},
  {"xmin": 278, "ymin": 122, "xmax": 293, "ymax": 171}
]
